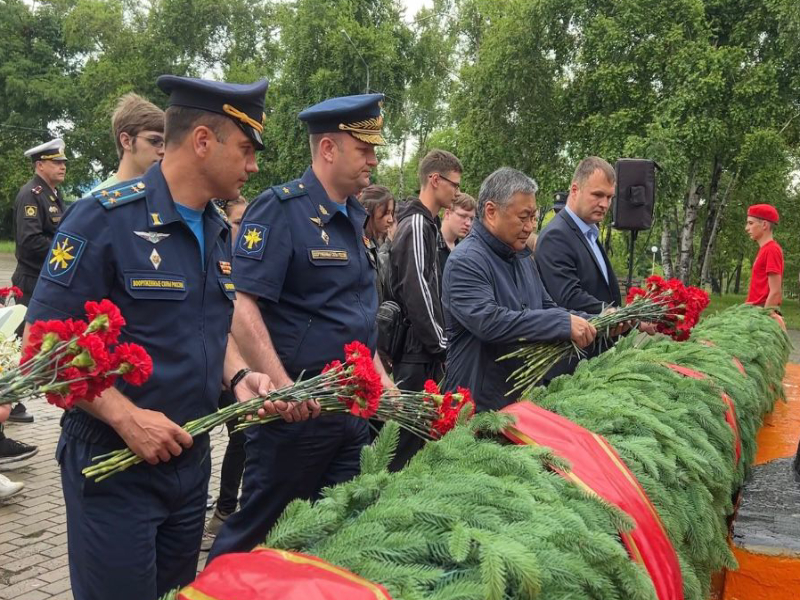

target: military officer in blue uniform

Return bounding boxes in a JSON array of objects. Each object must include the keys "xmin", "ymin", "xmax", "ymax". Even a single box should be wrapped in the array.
[
  {"xmin": 208, "ymin": 94, "xmax": 396, "ymax": 561},
  {"xmin": 23, "ymin": 75, "xmax": 296, "ymax": 600}
]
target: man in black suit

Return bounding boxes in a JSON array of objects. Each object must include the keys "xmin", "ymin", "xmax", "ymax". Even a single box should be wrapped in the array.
[
  {"xmin": 536, "ymin": 157, "xmax": 646, "ymax": 379},
  {"xmin": 536, "ymin": 156, "xmax": 620, "ymax": 314}
]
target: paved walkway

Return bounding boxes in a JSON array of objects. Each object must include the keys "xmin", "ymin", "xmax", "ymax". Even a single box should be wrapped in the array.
[
  {"xmin": 0, "ymin": 254, "xmax": 15, "ymax": 290},
  {"xmin": 0, "ymin": 404, "xmax": 227, "ymax": 599}
]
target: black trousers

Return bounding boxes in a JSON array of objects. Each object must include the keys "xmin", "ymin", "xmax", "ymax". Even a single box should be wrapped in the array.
[
  {"xmin": 388, "ymin": 358, "xmax": 444, "ymax": 472},
  {"xmin": 208, "ymin": 413, "xmax": 369, "ymax": 562},
  {"xmin": 215, "ymin": 391, "xmax": 246, "ymax": 515}
]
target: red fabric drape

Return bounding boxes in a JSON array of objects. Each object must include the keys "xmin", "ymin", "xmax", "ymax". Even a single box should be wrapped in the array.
[
  {"xmin": 501, "ymin": 402, "xmax": 684, "ymax": 600},
  {"xmin": 178, "ymin": 548, "xmax": 393, "ymax": 600}
]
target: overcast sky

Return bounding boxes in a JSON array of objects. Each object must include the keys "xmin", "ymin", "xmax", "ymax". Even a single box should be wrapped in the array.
[{"xmin": 401, "ymin": 0, "xmax": 433, "ymax": 21}]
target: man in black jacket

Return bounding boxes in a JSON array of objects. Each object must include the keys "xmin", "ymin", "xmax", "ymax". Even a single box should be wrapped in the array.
[
  {"xmin": 536, "ymin": 157, "xmax": 645, "ymax": 379},
  {"xmin": 391, "ymin": 149, "xmax": 462, "ymax": 388},
  {"xmin": 536, "ymin": 156, "xmax": 620, "ymax": 314},
  {"xmin": 442, "ymin": 167, "xmax": 597, "ymax": 410},
  {"xmin": 389, "ymin": 149, "xmax": 462, "ymax": 468}
]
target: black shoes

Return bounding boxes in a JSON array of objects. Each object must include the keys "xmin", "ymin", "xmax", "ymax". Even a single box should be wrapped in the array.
[
  {"xmin": 0, "ymin": 437, "xmax": 39, "ymax": 466},
  {"xmin": 8, "ymin": 403, "xmax": 34, "ymax": 424}
]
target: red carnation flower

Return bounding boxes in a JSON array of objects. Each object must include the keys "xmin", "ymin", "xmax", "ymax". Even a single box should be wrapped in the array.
[
  {"xmin": 44, "ymin": 367, "xmax": 91, "ymax": 410},
  {"xmin": 424, "ymin": 379, "xmax": 440, "ymax": 396},
  {"xmin": 344, "ymin": 341, "xmax": 372, "ymax": 363},
  {"xmin": 76, "ymin": 334, "xmax": 112, "ymax": 374},
  {"xmin": 85, "ymin": 299, "xmax": 125, "ymax": 344},
  {"xmin": 113, "ymin": 343, "xmax": 153, "ymax": 386},
  {"xmin": 625, "ymin": 287, "xmax": 646, "ymax": 304},
  {"xmin": 0, "ymin": 286, "xmax": 23, "ymax": 304}
]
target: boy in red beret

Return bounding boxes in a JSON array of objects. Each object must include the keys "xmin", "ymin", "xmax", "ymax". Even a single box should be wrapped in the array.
[{"xmin": 745, "ymin": 203, "xmax": 783, "ymax": 308}]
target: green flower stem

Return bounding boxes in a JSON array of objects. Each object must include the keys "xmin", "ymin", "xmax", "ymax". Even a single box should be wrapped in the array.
[{"xmin": 501, "ymin": 300, "xmax": 676, "ymax": 394}]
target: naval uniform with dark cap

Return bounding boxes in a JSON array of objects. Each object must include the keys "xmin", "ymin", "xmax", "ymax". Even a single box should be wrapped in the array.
[
  {"xmin": 25, "ymin": 76, "xmax": 268, "ymax": 600},
  {"xmin": 208, "ymin": 94, "xmax": 385, "ymax": 561},
  {"xmin": 11, "ymin": 138, "xmax": 67, "ymax": 308}
]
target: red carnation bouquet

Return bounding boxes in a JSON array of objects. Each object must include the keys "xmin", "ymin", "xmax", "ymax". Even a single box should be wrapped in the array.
[
  {"xmin": 626, "ymin": 276, "xmax": 709, "ymax": 341},
  {"xmin": 0, "ymin": 299, "xmax": 153, "ymax": 409},
  {"xmin": 83, "ymin": 341, "xmax": 474, "ymax": 482},
  {"xmin": 503, "ymin": 276, "xmax": 709, "ymax": 395},
  {"xmin": 0, "ymin": 286, "xmax": 23, "ymax": 307}
]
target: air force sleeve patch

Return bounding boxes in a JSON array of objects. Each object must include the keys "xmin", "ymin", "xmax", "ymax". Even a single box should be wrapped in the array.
[
  {"xmin": 42, "ymin": 231, "xmax": 87, "ymax": 287},
  {"xmin": 235, "ymin": 222, "xmax": 269, "ymax": 260}
]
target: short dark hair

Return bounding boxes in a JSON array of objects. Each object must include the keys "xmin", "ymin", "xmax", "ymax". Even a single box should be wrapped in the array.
[
  {"xmin": 309, "ymin": 132, "xmax": 349, "ymax": 158},
  {"xmin": 164, "ymin": 106, "xmax": 233, "ymax": 147},
  {"xmin": 111, "ymin": 93, "xmax": 165, "ymax": 158},
  {"xmin": 418, "ymin": 149, "xmax": 462, "ymax": 189}
]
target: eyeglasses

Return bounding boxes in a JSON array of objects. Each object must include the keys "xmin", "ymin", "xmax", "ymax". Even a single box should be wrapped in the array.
[
  {"xmin": 136, "ymin": 135, "xmax": 165, "ymax": 148},
  {"xmin": 432, "ymin": 173, "xmax": 461, "ymax": 191}
]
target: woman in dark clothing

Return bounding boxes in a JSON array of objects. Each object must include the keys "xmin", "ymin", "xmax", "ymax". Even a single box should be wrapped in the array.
[{"xmin": 359, "ymin": 185, "xmax": 395, "ymax": 304}]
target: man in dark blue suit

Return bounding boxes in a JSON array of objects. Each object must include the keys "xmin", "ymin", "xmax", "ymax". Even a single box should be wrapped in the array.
[
  {"xmin": 536, "ymin": 156, "xmax": 620, "ymax": 314},
  {"xmin": 536, "ymin": 157, "xmax": 649, "ymax": 381}
]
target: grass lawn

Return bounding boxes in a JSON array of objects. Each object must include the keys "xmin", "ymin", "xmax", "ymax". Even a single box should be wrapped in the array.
[
  {"xmin": 705, "ymin": 292, "xmax": 800, "ymax": 330},
  {"xmin": 0, "ymin": 240, "xmax": 14, "ymax": 254}
]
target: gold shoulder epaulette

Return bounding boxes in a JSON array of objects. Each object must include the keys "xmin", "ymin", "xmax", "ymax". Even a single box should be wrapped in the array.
[
  {"xmin": 94, "ymin": 179, "xmax": 146, "ymax": 210},
  {"xmin": 271, "ymin": 180, "xmax": 307, "ymax": 201}
]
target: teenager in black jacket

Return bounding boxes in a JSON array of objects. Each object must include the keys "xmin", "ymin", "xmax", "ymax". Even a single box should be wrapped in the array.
[{"xmin": 389, "ymin": 150, "xmax": 463, "ymax": 468}]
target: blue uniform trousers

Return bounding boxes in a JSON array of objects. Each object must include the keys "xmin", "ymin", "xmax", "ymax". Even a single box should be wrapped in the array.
[
  {"xmin": 207, "ymin": 413, "xmax": 369, "ymax": 562},
  {"xmin": 57, "ymin": 431, "xmax": 211, "ymax": 600}
]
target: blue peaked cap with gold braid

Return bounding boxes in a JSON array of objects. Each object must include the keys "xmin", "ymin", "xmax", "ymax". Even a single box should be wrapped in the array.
[
  {"xmin": 157, "ymin": 75, "xmax": 268, "ymax": 150},
  {"xmin": 299, "ymin": 93, "xmax": 386, "ymax": 145}
]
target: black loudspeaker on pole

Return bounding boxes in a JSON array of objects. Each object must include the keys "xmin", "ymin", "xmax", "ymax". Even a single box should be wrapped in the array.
[{"xmin": 613, "ymin": 159, "xmax": 659, "ymax": 289}]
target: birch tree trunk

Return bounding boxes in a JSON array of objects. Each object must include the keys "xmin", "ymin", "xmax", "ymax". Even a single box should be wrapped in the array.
[
  {"xmin": 700, "ymin": 171, "xmax": 738, "ymax": 287},
  {"xmin": 677, "ymin": 162, "xmax": 701, "ymax": 283},
  {"xmin": 398, "ymin": 136, "xmax": 407, "ymax": 199},
  {"xmin": 696, "ymin": 158, "xmax": 722, "ymax": 281},
  {"xmin": 660, "ymin": 219, "xmax": 675, "ymax": 279}
]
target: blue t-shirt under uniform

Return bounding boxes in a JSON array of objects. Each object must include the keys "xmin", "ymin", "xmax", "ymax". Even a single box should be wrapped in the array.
[{"xmin": 175, "ymin": 202, "xmax": 205, "ymax": 266}]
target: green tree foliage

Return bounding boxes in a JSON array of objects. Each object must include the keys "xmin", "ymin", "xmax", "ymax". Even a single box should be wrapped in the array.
[
  {"xmin": 0, "ymin": 0, "xmax": 413, "ymax": 232},
  {"xmin": 448, "ymin": 0, "xmax": 798, "ymax": 287}
]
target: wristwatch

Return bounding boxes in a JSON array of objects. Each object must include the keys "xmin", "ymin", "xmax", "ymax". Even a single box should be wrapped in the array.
[{"xmin": 230, "ymin": 368, "xmax": 252, "ymax": 392}]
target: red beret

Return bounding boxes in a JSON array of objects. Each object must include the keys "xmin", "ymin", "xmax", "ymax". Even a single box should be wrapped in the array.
[{"xmin": 747, "ymin": 204, "xmax": 779, "ymax": 223}]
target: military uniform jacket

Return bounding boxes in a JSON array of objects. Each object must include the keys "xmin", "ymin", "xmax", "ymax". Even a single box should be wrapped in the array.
[
  {"xmin": 26, "ymin": 164, "xmax": 235, "ymax": 447},
  {"xmin": 233, "ymin": 167, "xmax": 378, "ymax": 378},
  {"xmin": 13, "ymin": 174, "xmax": 65, "ymax": 274}
]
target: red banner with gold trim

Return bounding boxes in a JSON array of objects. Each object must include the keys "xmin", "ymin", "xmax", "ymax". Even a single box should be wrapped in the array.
[
  {"xmin": 501, "ymin": 402, "xmax": 684, "ymax": 600},
  {"xmin": 178, "ymin": 548, "xmax": 393, "ymax": 600}
]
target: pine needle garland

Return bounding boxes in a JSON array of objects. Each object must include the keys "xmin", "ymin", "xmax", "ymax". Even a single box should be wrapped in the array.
[{"xmin": 162, "ymin": 305, "xmax": 788, "ymax": 600}]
